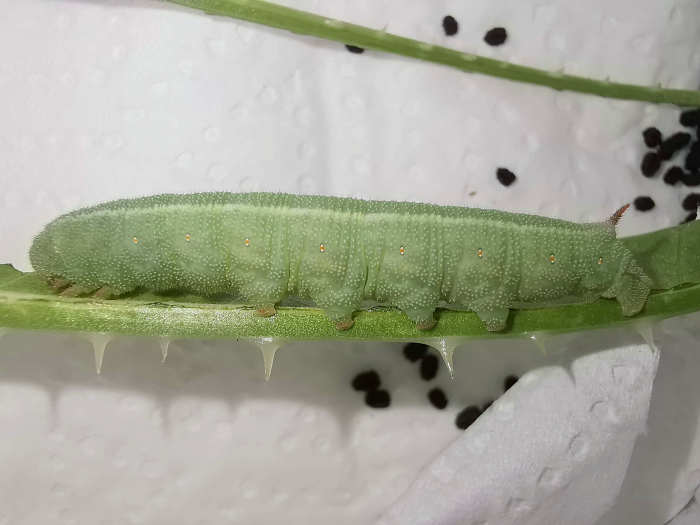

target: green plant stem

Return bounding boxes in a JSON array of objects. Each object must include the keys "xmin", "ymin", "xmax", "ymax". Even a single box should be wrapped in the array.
[
  {"xmin": 0, "ymin": 266, "xmax": 699, "ymax": 342},
  {"xmin": 165, "ymin": 0, "xmax": 700, "ymax": 106}
]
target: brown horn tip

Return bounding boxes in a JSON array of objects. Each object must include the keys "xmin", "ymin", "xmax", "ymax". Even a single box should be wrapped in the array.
[{"xmin": 608, "ymin": 203, "xmax": 630, "ymax": 226}]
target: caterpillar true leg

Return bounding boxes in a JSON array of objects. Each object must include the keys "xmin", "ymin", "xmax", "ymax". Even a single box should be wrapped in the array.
[
  {"xmin": 255, "ymin": 304, "xmax": 277, "ymax": 317},
  {"xmin": 94, "ymin": 286, "xmax": 118, "ymax": 299},
  {"xmin": 473, "ymin": 307, "xmax": 510, "ymax": 331},
  {"xmin": 48, "ymin": 276, "xmax": 72, "ymax": 291},
  {"xmin": 239, "ymin": 278, "xmax": 285, "ymax": 319},
  {"xmin": 93, "ymin": 285, "xmax": 135, "ymax": 299},
  {"xmin": 334, "ymin": 317, "xmax": 355, "ymax": 331},
  {"xmin": 402, "ymin": 308, "xmax": 438, "ymax": 331},
  {"xmin": 60, "ymin": 284, "xmax": 98, "ymax": 297},
  {"xmin": 416, "ymin": 318, "xmax": 437, "ymax": 331},
  {"xmin": 319, "ymin": 305, "xmax": 357, "ymax": 331}
]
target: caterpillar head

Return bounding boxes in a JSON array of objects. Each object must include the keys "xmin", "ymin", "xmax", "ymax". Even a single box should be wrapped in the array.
[
  {"xmin": 580, "ymin": 204, "xmax": 631, "ymax": 294},
  {"xmin": 583, "ymin": 203, "xmax": 652, "ymax": 315}
]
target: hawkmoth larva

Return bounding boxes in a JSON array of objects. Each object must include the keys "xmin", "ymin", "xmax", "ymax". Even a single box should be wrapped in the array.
[{"xmin": 30, "ymin": 192, "xmax": 653, "ymax": 332}]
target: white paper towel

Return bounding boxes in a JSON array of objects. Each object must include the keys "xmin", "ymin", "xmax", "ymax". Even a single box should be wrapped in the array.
[{"xmin": 381, "ymin": 338, "xmax": 661, "ymax": 525}]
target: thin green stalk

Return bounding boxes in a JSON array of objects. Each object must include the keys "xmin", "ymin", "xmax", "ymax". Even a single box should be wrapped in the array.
[
  {"xmin": 165, "ymin": 0, "xmax": 700, "ymax": 106},
  {"xmin": 0, "ymin": 263, "xmax": 699, "ymax": 342}
]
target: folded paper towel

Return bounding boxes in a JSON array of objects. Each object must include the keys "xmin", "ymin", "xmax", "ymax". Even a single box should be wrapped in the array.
[{"xmin": 381, "ymin": 339, "xmax": 660, "ymax": 525}]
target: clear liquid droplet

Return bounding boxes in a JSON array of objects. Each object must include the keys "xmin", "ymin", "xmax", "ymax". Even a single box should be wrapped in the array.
[
  {"xmin": 253, "ymin": 338, "xmax": 282, "ymax": 381},
  {"xmin": 159, "ymin": 338, "xmax": 170, "ymax": 363},
  {"xmin": 426, "ymin": 338, "xmax": 460, "ymax": 379},
  {"xmin": 88, "ymin": 333, "xmax": 111, "ymax": 374},
  {"xmin": 529, "ymin": 333, "xmax": 548, "ymax": 355},
  {"xmin": 634, "ymin": 322, "xmax": 657, "ymax": 352}
]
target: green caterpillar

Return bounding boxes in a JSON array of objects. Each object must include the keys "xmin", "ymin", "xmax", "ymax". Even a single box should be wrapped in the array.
[{"xmin": 29, "ymin": 192, "xmax": 652, "ymax": 332}]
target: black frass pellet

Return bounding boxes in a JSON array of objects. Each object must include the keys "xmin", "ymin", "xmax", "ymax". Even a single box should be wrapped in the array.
[
  {"xmin": 442, "ymin": 15, "xmax": 459, "ymax": 36},
  {"xmin": 484, "ymin": 27, "xmax": 507, "ymax": 46},
  {"xmin": 642, "ymin": 127, "xmax": 662, "ymax": 148},
  {"xmin": 428, "ymin": 388, "xmax": 448, "ymax": 409},
  {"xmin": 641, "ymin": 152, "xmax": 661, "ymax": 177},
  {"xmin": 683, "ymin": 172, "xmax": 700, "ymax": 187},
  {"xmin": 663, "ymin": 166, "xmax": 684, "ymax": 186},
  {"xmin": 503, "ymin": 375, "xmax": 519, "ymax": 392},
  {"xmin": 496, "ymin": 167, "xmax": 517, "ymax": 187},
  {"xmin": 403, "ymin": 342, "xmax": 428, "ymax": 362},
  {"xmin": 682, "ymin": 193, "xmax": 700, "ymax": 211},
  {"xmin": 634, "ymin": 196, "xmax": 655, "ymax": 211},
  {"xmin": 680, "ymin": 109, "xmax": 700, "ymax": 128},
  {"xmin": 365, "ymin": 389, "xmax": 391, "ymax": 408},
  {"xmin": 685, "ymin": 143, "xmax": 700, "ymax": 171},
  {"xmin": 455, "ymin": 406, "xmax": 482, "ymax": 430},
  {"xmin": 420, "ymin": 354, "xmax": 439, "ymax": 381},
  {"xmin": 352, "ymin": 370, "xmax": 381, "ymax": 392},
  {"xmin": 345, "ymin": 44, "xmax": 365, "ymax": 54},
  {"xmin": 659, "ymin": 132, "xmax": 692, "ymax": 160}
]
